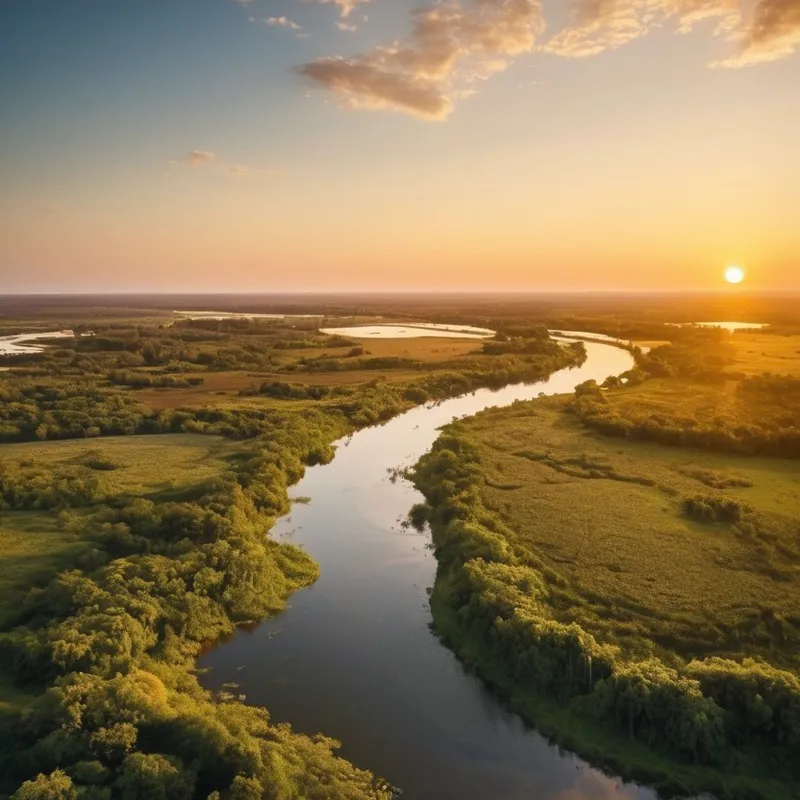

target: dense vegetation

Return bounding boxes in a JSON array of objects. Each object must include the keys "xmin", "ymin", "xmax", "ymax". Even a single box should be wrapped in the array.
[
  {"xmin": 411, "ymin": 370, "xmax": 800, "ymax": 798},
  {"xmin": 0, "ymin": 315, "xmax": 582, "ymax": 440}
]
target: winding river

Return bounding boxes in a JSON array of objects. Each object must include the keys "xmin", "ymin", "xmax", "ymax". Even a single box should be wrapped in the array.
[{"xmin": 199, "ymin": 340, "xmax": 659, "ymax": 800}]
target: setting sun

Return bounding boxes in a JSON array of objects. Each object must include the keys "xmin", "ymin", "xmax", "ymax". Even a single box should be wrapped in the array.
[{"xmin": 725, "ymin": 265, "xmax": 746, "ymax": 284}]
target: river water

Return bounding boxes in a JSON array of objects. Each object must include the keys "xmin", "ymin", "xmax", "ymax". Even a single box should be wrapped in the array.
[
  {"xmin": 0, "ymin": 330, "xmax": 73, "ymax": 356},
  {"xmin": 199, "ymin": 340, "xmax": 658, "ymax": 800}
]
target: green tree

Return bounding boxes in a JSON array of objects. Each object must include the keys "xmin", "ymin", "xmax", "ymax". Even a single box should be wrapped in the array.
[
  {"xmin": 115, "ymin": 753, "xmax": 193, "ymax": 800},
  {"xmin": 11, "ymin": 770, "xmax": 76, "ymax": 800}
]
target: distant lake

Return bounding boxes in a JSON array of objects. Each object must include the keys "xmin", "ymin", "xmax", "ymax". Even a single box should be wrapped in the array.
[
  {"xmin": 0, "ymin": 330, "xmax": 73, "ymax": 356},
  {"xmin": 174, "ymin": 310, "xmax": 323, "ymax": 320},
  {"xmin": 321, "ymin": 323, "xmax": 494, "ymax": 339}
]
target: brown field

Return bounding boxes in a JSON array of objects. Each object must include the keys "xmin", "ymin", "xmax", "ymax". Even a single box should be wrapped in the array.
[
  {"xmin": 275, "ymin": 337, "xmax": 481, "ymax": 364},
  {"xmin": 131, "ymin": 368, "xmax": 425, "ymax": 409}
]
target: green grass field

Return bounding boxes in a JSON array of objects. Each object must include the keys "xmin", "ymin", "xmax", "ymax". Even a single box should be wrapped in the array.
[
  {"xmin": 462, "ymin": 397, "xmax": 800, "ymax": 668},
  {"xmin": 0, "ymin": 514, "xmax": 86, "ymax": 632},
  {"xmin": 0, "ymin": 434, "xmax": 241, "ymax": 633},
  {"xmin": 0, "ymin": 434, "xmax": 240, "ymax": 497}
]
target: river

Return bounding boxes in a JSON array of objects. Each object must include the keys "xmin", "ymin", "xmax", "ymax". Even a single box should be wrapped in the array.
[
  {"xmin": 0, "ymin": 330, "xmax": 73, "ymax": 356},
  {"xmin": 199, "ymin": 339, "xmax": 659, "ymax": 800}
]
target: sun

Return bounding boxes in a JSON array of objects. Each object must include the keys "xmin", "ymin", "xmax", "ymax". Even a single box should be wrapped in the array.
[{"xmin": 725, "ymin": 265, "xmax": 745, "ymax": 284}]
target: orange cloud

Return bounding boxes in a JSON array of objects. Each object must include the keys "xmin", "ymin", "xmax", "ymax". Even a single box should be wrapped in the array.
[
  {"xmin": 544, "ymin": 0, "xmax": 740, "ymax": 58},
  {"xmin": 180, "ymin": 150, "xmax": 216, "ymax": 166},
  {"xmin": 717, "ymin": 0, "xmax": 800, "ymax": 66},
  {"xmin": 545, "ymin": 0, "xmax": 800, "ymax": 66},
  {"xmin": 299, "ymin": 0, "xmax": 544, "ymax": 119}
]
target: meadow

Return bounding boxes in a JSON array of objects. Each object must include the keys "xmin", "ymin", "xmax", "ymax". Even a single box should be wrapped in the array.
[{"xmin": 453, "ymin": 398, "xmax": 800, "ymax": 666}]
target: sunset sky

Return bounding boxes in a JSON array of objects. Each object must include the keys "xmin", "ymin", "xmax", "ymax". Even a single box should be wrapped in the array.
[{"xmin": 1, "ymin": 0, "xmax": 797, "ymax": 292}]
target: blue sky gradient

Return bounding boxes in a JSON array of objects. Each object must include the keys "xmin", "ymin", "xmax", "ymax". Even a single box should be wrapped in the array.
[{"xmin": 1, "ymin": 0, "xmax": 797, "ymax": 291}]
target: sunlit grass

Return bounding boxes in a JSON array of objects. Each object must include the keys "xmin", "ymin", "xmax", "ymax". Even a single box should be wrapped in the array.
[{"xmin": 465, "ymin": 396, "xmax": 800, "ymax": 669}]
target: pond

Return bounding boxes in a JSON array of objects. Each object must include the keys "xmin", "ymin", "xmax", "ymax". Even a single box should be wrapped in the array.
[{"xmin": 320, "ymin": 323, "xmax": 494, "ymax": 340}]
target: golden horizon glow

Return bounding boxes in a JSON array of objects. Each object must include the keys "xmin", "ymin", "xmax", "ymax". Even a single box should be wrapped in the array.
[
  {"xmin": 725, "ymin": 266, "xmax": 746, "ymax": 285},
  {"xmin": 1, "ymin": 5, "xmax": 798, "ymax": 292}
]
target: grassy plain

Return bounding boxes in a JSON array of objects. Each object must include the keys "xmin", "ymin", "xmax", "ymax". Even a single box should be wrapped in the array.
[
  {"xmin": 464, "ymin": 397, "xmax": 800, "ymax": 667},
  {"xmin": 0, "ymin": 435, "xmax": 240, "ymax": 631},
  {"xmin": 728, "ymin": 331, "xmax": 800, "ymax": 376},
  {"xmin": 0, "ymin": 515, "xmax": 86, "ymax": 632}
]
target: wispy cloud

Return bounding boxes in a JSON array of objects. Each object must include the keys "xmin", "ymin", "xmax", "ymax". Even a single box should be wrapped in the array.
[
  {"xmin": 308, "ymin": 0, "xmax": 373, "ymax": 19},
  {"xmin": 544, "ymin": 0, "xmax": 737, "ymax": 58},
  {"xmin": 544, "ymin": 0, "xmax": 800, "ymax": 66},
  {"xmin": 336, "ymin": 20, "xmax": 359, "ymax": 32},
  {"xmin": 173, "ymin": 151, "xmax": 280, "ymax": 177},
  {"xmin": 298, "ymin": 0, "xmax": 545, "ymax": 120},
  {"xmin": 267, "ymin": 16, "xmax": 303, "ymax": 30},
  {"xmin": 180, "ymin": 150, "xmax": 215, "ymax": 166}
]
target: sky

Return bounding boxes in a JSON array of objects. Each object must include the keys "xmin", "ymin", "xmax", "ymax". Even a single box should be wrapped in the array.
[{"xmin": 0, "ymin": 0, "xmax": 797, "ymax": 293}]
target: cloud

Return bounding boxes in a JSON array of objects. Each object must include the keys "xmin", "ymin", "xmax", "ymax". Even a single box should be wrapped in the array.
[
  {"xmin": 544, "ymin": 0, "xmax": 740, "ymax": 58},
  {"xmin": 309, "ymin": 0, "xmax": 373, "ymax": 18},
  {"xmin": 267, "ymin": 16, "xmax": 302, "ymax": 30},
  {"xmin": 336, "ymin": 20, "xmax": 359, "ymax": 31},
  {"xmin": 544, "ymin": 0, "xmax": 800, "ymax": 66},
  {"xmin": 298, "ymin": 0, "xmax": 545, "ymax": 119},
  {"xmin": 180, "ymin": 150, "xmax": 215, "ymax": 166},
  {"xmin": 716, "ymin": 0, "xmax": 800, "ymax": 66}
]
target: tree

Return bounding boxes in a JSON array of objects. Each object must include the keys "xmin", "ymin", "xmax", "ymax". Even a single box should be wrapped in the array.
[
  {"xmin": 11, "ymin": 770, "xmax": 76, "ymax": 800},
  {"xmin": 115, "ymin": 753, "xmax": 193, "ymax": 800}
]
